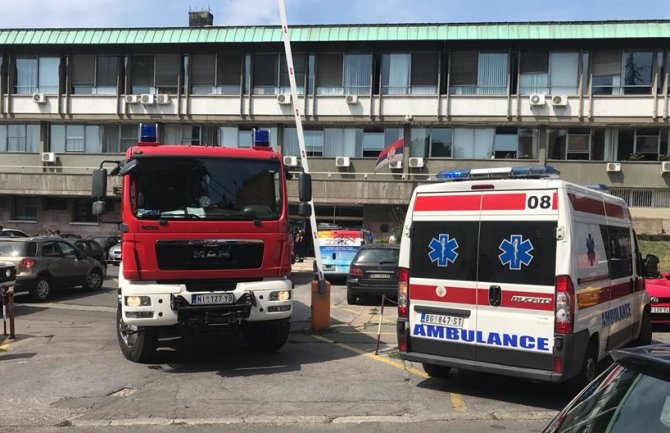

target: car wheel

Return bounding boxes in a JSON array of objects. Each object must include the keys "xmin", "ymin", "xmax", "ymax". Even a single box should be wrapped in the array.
[
  {"xmin": 83, "ymin": 269, "xmax": 103, "ymax": 291},
  {"xmin": 566, "ymin": 341, "xmax": 598, "ymax": 395},
  {"xmin": 116, "ymin": 306, "xmax": 157, "ymax": 363},
  {"xmin": 422, "ymin": 362, "xmax": 451, "ymax": 379},
  {"xmin": 347, "ymin": 290, "xmax": 358, "ymax": 305},
  {"xmin": 632, "ymin": 310, "xmax": 652, "ymax": 346},
  {"xmin": 242, "ymin": 319, "xmax": 290, "ymax": 352},
  {"xmin": 30, "ymin": 276, "xmax": 51, "ymax": 302}
]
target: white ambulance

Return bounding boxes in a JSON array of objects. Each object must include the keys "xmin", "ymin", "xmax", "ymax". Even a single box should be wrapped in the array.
[{"xmin": 396, "ymin": 166, "xmax": 652, "ymax": 387}]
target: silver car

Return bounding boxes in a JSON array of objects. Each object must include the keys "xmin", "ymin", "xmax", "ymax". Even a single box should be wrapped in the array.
[
  {"xmin": 0, "ymin": 236, "xmax": 104, "ymax": 302},
  {"xmin": 108, "ymin": 242, "xmax": 122, "ymax": 265}
]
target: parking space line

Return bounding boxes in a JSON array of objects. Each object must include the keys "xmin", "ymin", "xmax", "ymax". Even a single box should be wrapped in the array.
[{"xmin": 311, "ymin": 334, "xmax": 467, "ymax": 413}]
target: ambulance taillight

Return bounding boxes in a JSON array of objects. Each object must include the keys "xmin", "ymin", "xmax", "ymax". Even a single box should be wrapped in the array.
[
  {"xmin": 555, "ymin": 275, "xmax": 575, "ymax": 334},
  {"xmin": 397, "ymin": 267, "xmax": 409, "ymax": 318}
]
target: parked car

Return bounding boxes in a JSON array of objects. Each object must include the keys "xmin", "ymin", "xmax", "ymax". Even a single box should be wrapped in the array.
[
  {"xmin": 346, "ymin": 244, "xmax": 400, "ymax": 305},
  {"xmin": 0, "ymin": 228, "xmax": 30, "ymax": 238},
  {"xmin": 543, "ymin": 344, "xmax": 670, "ymax": 433},
  {"xmin": 74, "ymin": 239, "xmax": 108, "ymax": 277},
  {"xmin": 92, "ymin": 235, "xmax": 120, "ymax": 255},
  {"xmin": 644, "ymin": 254, "xmax": 670, "ymax": 325},
  {"xmin": 108, "ymin": 242, "xmax": 122, "ymax": 265},
  {"xmin": 0, "ymin": 236, "xmax": 104, "ymax": 301},
  {"xmin": 59, "ymin": 233, "xmax": 81, "ymax": 240}
]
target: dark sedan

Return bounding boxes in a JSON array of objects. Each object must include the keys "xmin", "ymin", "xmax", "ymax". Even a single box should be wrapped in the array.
[{"xmin": 346, "ymin": 244, "xmax": 399, "ymax": 305}]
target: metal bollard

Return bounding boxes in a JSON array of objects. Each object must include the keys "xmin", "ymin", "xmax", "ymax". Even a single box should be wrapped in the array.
[{"xmin": 0, "ymin": 263, "xmax": 17, "ymax": 339}]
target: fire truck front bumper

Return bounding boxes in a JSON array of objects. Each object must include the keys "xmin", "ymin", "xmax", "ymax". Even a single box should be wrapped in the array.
[{"xmin": 119, "ymin": 278, "xmax": 293, "ymax": 327}]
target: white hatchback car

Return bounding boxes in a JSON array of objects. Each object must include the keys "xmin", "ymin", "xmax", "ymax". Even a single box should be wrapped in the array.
[{"xmin": 108, "ymin": 242, "xmax": 122, "ymax": 265}]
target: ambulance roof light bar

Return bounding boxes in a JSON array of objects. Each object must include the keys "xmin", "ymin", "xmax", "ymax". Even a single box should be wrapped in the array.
[{"xmin": 436, "ymin": 165, "xmax": 560, "ymax": 181}]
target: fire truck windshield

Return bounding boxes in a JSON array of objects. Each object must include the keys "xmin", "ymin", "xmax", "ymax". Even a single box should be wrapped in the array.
[{"xmin": 130, "ymin": 156, "xmax": 282, "ymax": 221}]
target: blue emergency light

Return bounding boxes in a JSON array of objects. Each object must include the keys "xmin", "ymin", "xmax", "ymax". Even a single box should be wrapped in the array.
[
  {"xmin": 140, "ymin": 123, "xmax": 158, "ymax": 143},
  {"xmin": 252, "ymin": 128, "xmax": 270, "ymax": 148},
  {"xmin": 436, "ymin": 165, "xmax": 560, "ymax": 181}
]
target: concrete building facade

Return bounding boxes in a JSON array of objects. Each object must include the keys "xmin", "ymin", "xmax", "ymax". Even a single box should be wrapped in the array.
[{"xmin": 0, "ymin": 20, "xmax": 669, "ymax": 238}]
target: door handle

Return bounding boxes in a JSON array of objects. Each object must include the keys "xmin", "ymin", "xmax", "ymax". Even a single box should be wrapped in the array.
[{"xmin": 489, "ymin": 285, "xmax": 502, "ymax": 307}]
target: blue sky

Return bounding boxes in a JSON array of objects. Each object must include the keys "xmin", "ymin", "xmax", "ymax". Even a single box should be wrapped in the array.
[{"xmin": 0, "ymin": 0, "xmax": 668, "ymax": 28}]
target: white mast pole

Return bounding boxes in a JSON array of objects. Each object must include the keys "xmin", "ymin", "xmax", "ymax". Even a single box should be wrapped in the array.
[{"xmin": 278, "ymin": 0, "xmax": 325, "ymax": 287}]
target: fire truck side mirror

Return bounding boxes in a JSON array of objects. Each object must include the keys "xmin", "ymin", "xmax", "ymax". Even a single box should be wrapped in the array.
[
  {"xmin": 92, "ymin": 168, "xmax": 108, "ymax": 200},
  {"xmin": 298, "ymin": 173, "xmax": 312, "ymax": 202},
  {"xmin": 297, "ymin": 202, "xmax": 312, "ymax": 218},
  {"xmin": 92, "ymin": 200, "xmax": 107, "ymax": 216}
]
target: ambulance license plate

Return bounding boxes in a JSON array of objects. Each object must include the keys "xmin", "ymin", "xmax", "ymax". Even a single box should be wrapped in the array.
[
  {"xmin": 651, "ymin": 306, "xmax": 670, "ymax": 314},
  {"xmin": 421, "ymin": 312, "xmax": 464, "ymax": 328},
  {"xmin": 191, "ymin": 293, "xmax": 235, "ymax": 305}
]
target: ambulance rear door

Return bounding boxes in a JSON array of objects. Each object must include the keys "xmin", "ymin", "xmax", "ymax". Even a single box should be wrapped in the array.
[
  {"xmin": 475, "ymin": 188, "xmax": 558, "ymax": 370},
  {"xmin": 408, "ymin": 189, "xmax": 482, "ymax": 361}
]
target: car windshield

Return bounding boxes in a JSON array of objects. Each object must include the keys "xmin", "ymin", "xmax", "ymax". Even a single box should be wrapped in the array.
[
  {"xmin": 549, "ymin": 364, "xmax": 670, "ymax": 433},
  {"xmin": 355, "ymin": 248, "xmax": 399, "ymax": 264},
  {"xmin": 130, "ymin": 156, "xmax": 282, "ymax": 221},
  {"xmin": 0, "ymin": 241, "xmax": 36, "ymax": 257}
]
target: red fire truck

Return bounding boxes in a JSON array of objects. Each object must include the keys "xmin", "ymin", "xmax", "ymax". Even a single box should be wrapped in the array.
[{"xmin": 92, "ymin": 125, "xmax": 311, "ymax": 362}]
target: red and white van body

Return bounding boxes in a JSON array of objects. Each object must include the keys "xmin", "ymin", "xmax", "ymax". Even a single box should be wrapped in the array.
[{"xmin": 397, "ymin": 178, "xmax": 649, "ymax": 382}]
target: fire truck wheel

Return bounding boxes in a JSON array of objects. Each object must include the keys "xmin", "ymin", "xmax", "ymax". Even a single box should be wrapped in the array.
[
  {"xmin": 116, "ymin": 306, "xmax": 157, "ymax": 363},
  {"xmin": 422, "ymin": 362, "xmax": 451, "ymax": 379},
  {"xmin": 242, "ymin": 319, "xmax": 290, "ymax": 352},
  {"xmin": 632, "ymin": 310, "xmax": 652, "ymax": 346}
]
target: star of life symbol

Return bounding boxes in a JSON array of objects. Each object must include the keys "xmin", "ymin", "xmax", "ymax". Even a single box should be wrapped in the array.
[
  {"xmin": 428, "ymin": 234, "xmax": 459, "ymax": 267},
  {"xmin": 498, "ymin": 234, "xmax": 534, "ymax": 271}
]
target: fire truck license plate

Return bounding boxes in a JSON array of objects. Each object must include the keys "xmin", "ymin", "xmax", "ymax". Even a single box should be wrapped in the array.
[
  {"xmin": 191, "ymin": 293, "xmax": 235, "ymax": 305},
  {"xmin": 651, "ymin": 307, "xmax": 670, "ymax": 314},
  {"xmin": 421, "ymin": 312, "xmax": 464, "ymax": 328}
]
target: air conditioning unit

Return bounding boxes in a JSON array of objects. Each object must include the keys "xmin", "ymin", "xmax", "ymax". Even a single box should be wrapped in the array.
[
  {"xmin": 389, "ymin": 160, "xmax": 403, "ymax": 169},
  {"xmin": 551, "ymin": 95, "xmax": 568, "ymax": 107},
  {"xmin": 335, "ymin": 156, "xmax": 350, "ymax": 167},
  {"xmin": 32, "ymin": 93, "xmax": 46, "ymax": 104},
  {"xmin": 408, "ymin": 157, "xmax": 424, "ymax": 168},
  {"xmin": 529, "ymin": 94, "xmax": 546, "ymax": 107},
  {"xmin": 662, "ymin": 161, "xmax": 670, "ymax": 173},
  {"xmin": 41, "ymin": 152, "xmax": 56, "ymax": 163},
  {"xmin": 283, "ymin": 156, "xmax": 299, "ymax": 167},
  {"xmin": 276, "ymin": 93, "xmax": 292, "ymax": 105},
  {"xmin": 345, "ymin": 94, "xmax": 358, "ymax": 104},
  {"xmin": 155, "ymin": 94, "xmax": 170, "ymax": 105},
  {"xmin": 606, "ymin": 162, "xmax": 622, "ymax": 173},
  {"xmin": 124, "ymin": 95, "xmax": 140, "ymax": 104},
  {"xmin": 140, "ymin": 94, "xmax": 155, "ymax": 105}
]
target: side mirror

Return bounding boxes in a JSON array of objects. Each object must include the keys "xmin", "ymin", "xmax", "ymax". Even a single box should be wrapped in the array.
[
  {"xmin": 298, "ymin": 172, "xmax": 312, "ymax": 202},
  {"xmin": 92, "ymin": 169, "xmax": 108, "ymax": 200},
  {"xmin": 92, "ymin": 200, "xmax": 107, "ymax": 216},
  {"xmin": 118, "ymin": 159, "xmax": 139, "ymax": 176},
  {"xmin": 297, "ymin": 202, "xmax": 312, "ymax": 217},
  {"xmin": 644, "ymin": 254, "xmax": 660, "ymax": 278}
]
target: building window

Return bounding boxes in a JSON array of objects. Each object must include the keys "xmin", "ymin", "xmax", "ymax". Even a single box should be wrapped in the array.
[
  {"xmin": 72, "ymin": 198, "xmax": 97, "ymax": 223},
  {"xmin": 519, "ymin": 51, "xmax": 549, "ymax": 95},
  {"xmin": 623, "ymin": 51, "xmax": 653, "ymax": 95},
  {"xmin": 191, "ymin": 52, "xmax": 243, "ymax": 95},
  {"xmin": 411, "ymin": 53, "xmax": 438, "ymax": 95},
  {"xmin": 219, "ymin": 126, "xmax": 278, "ymax": 150},
  {"xmin": 252, "ymin": 54, "xmax": 306, "ymax": 95},
  {"xmin": 15, "ymin": 56, "xmax": 60, "ymax": 94},
  {"xmin": 617, "ymin": 129, "xmax": 661, "ymax": 161},
  {"xmin": 316, "ymin": 53, "xmax": 343, "ymax": 95},
  {"xmin": 547, "ymin": 129, "xmax": 593, "ymax": 160},
  {"xmin": 163, "ymin": 124, "xmax": 218, "ymax": 146},
  {"xmin": 0, "ymin": 124, "xmax": 40, "ymax": 153},
  {"xmin": 549, "ymin": 52, "xmax": 579, "ymax": 95},
  {"xmin": 130, "ymin": 54, "xmax": 181, "ymax": 94},
  {"xmin": 362, "ymin": 128, "xmax": 402, "ymax": 157},
  {"xmin": 410, "ymin": 128, "xmax": 453, "ymax": 158},
  {"xmin": 450, "ymin": 51, "xmax": 508, "ymax": 95},
  {"xmin": 71, "ymin": 55, "xmax": 119, "ymax": 95},
  {"xmin": 50, "ymin": 124, "xmax": 97, "ymax": 153},
  {"xmin": 283, "ymin": 128, "xmax": 324, "ymax": 156},
  {"xmin": 101, "ymin": 124, "xmax": 139, "ymax": 153},
  {"xmin": 382, "ymin": 53, "xmax": 410, "ymax": 95},
  {"xmin": 12, "ymin": 197, "xmax": 38, "ymax": 222},
  {"xmin": 343, "ymin": 54, "xmax": 371, "ymax": 95}
]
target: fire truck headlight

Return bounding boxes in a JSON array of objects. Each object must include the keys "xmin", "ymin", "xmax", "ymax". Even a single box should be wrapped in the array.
[
  {"xmin": 125, "ymin": 296, "xmax": 151, "ymax": 307},
  {"xmin": 270, "ymin": 290, "xmax": 291, "ymax": 301}
]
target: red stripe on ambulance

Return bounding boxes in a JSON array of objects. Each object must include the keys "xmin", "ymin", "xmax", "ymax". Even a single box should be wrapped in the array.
[
  {"xmin": 413, "ymin": 195, "xmax": 481, "ymax": 212},
  {"xmin": 411, "ymin": 284, "xmax": 554, "ymax": 311},
  {"xmin": 481, "ymin": 193, "xmax": 526, "ymax": 211}
]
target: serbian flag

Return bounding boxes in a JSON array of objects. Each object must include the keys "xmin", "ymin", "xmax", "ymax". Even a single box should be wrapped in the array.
[{"xmin": 375, "ymin": 137, "xmax": 404, "ymax": 171}]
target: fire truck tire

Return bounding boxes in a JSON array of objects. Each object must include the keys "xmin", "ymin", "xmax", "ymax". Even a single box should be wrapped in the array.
[
  {"xmin": 242, "ymin": 319, "xmax": 290, "ymax": 352},
  {"xmin": 632, "ymin": 310, "xmax": 652, "ymax": 346},
  {"xmin": 116, "ymin": 307, "xmax": 157, "ymax": 363},
  {"xmin": 422, "ymin": 362, "xmax": 451, "ymax": 379}
]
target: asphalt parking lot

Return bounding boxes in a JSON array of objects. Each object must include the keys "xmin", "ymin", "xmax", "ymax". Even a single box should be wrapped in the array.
[{"xmin": 1, "ymin": 264, "xmax": 669, "ymax": 433}]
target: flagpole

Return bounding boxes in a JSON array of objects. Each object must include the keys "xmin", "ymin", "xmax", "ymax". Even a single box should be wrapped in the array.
[{"xmin": 278, "ymin": 0, "xmax": 326, "ymax": 291}]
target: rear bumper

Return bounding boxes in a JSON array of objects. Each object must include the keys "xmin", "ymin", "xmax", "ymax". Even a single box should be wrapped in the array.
[
  {"xmin": 397, "ymin": 319, "xmax": 589, "ymax": 383},
  {"xmin": 347, "ymin": 282, "xmax": 397, "ymax": 298},
  {"xmin": 650, "ymin": 305, "xmax": 670, "ymax": 324}
]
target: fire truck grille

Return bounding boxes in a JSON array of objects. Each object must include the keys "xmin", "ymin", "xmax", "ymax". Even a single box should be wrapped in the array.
[{"xmin": 156, "ymin": 240, "xmax": 264, "ymax": 270}]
